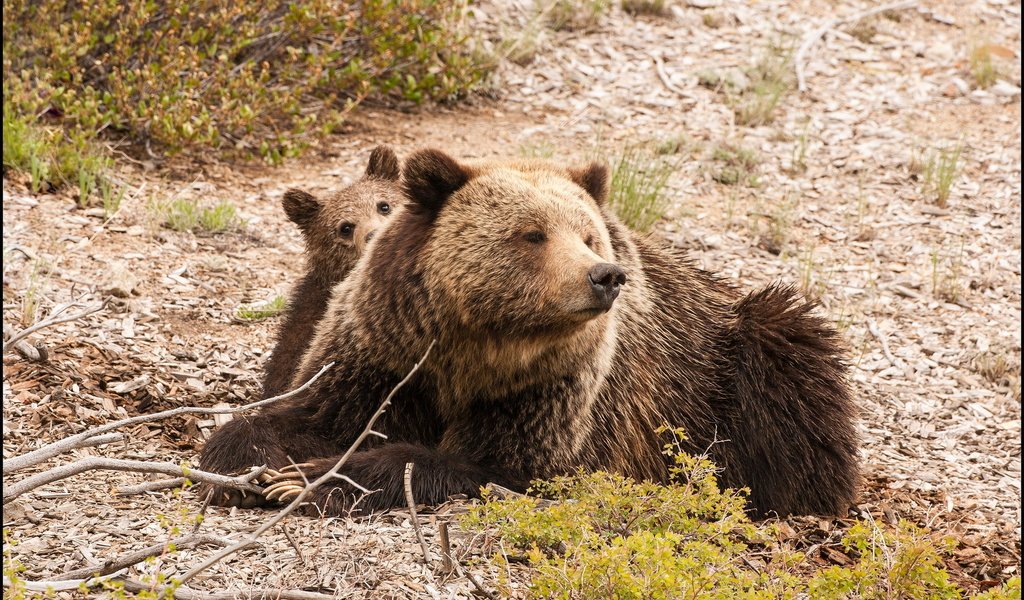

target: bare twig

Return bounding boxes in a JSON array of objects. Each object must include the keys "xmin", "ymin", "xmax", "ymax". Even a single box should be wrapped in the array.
[
  {"xmin": 649, "ymin": 52, "xmax": 692, "ymax": 100},
  {"xmin": 438, "ymin": 521, "xmax": 454, "ymax": 574},
  {"xmin": 74, "ymin": 432, "xmax": 125, "ymax": 451},
  {"xmin": 115, "ymin": 477, "xmax": 187, "ymax": 496},
  {"xmin": 867, "ymin": 318, "xmax": 906, "ymax": 370},
  {"xmin": 794, "ymin": 0, "xmax": 918, "ymax": 92},
  {"xmin": 54, "ymin": 534, "xmax": 232, "ymax": 581},
  {"xmin": 2, "ymin": 362, "xmax": 335, "ymax": 475},
  {"xmin": 3, "ymin": 460, "xmax": 266, "ymax": 504},
  {"xmin": 175, "ymin": 341, "xmax": 437, "ymax": 587},
  {"xmin": 120, "ymin": 581, "xmax": 339, "ymax": 600},
  {"xmin": 2, "ymin": 300, "xmax": 107, "ymax": 355},
  {"xmin": 452, "ymin": 560, "xmax": 498, "ymax": 600},
  {"xmin": 4, "ymin": 576, "xmax": 338, "ymax": 600},
  {"xmin": 404, "ymin": 462, "xmax": 432, "ymax": 564}
]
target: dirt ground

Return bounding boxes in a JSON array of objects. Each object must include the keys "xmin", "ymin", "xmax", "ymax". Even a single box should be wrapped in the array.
[{"xmin": 3, "ymin": 0, "xmax": 1021, "ymax": 597}]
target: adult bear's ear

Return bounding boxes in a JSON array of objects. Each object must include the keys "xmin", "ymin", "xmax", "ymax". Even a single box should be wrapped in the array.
[
  {"xmin": 403, "ymin": 148, "xmax": 471, "ymax": 214},
  {"xmin": 365, "ymin": 145, "xmax": 401, "ymax": 181},
  {"xmin": 568, "ymin": 162, "xmax": 609, "ymax": 205},
  {"xmin": 282, "ymin": 189, "xmax": 321, "ymax": 230}
]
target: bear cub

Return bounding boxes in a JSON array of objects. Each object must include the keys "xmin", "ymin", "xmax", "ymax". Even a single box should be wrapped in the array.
[{"xmin": 261, "ymin": 145, "xmax": 403, "ymax": 399}]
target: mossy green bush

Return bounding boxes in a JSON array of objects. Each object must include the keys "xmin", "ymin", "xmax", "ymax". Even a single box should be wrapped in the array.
[
  {"xmin": 462, "ymin": 429, "xmax": 1021, "ymax": 599},
  {"xmin": 3, "ymin": 0, "xmax": 489, "ymax": 161}
]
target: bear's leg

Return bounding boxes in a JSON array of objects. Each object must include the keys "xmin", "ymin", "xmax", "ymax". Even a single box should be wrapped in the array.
[
  {"xmin": 727, "ymin": 284, "xmax": 860, "ymax": 516},
  {"xmin": 262, "ymin": 443, "xmax": 506, "ymax": 515},
  {"xmin": 198, "ymin": 412, "xmax": 339, "ymax": 507}
]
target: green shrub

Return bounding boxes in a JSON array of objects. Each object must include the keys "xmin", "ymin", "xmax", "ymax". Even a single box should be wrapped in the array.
[
  {"xmin": 462, "ymin": 429, "xmax": 1014, "ymax": 599},
  {"xmin": 808, "ymin": 520, "xmax": 962, "ymax": 600},
  {"xmin": 3, "ymin": 0, "xmax": 489, "ymax": 160}
]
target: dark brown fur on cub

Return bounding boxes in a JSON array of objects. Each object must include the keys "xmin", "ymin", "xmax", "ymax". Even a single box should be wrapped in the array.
[
  {"xmin": 201, "ymin": 149, "xmax": 859, "ymax": 517},
  {"xmin": 260, "ymin": 145, "xmax": 403, "ymax": 399}
]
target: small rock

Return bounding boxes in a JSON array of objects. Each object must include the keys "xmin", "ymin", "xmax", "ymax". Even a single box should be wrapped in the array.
[
  {"xmin": 687, "ymin": 0, "xmax": 720, "ymax": 7},
  {"xmin": 126, "ymin": 225, "xmax": 146, "ymax": 236},
  {"xmin": 942, "ymin": 77, "xmax": 970, "ymax": 97},
  {"xmin": 991, "ymin": 80, "xmax": 1021, "ymax": 97},
  {"xmin": 84, "ymin": 208, "xmax": 107, "ymax": 218},
  {"xmin": 104, "ymin": 261, "xmax": 139, "ymax": 298}
]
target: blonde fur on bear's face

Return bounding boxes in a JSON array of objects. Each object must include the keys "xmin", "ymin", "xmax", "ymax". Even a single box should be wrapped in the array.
[{"xmin": 423, "ymin": 164, "xmax": 618, "ymax": 339}]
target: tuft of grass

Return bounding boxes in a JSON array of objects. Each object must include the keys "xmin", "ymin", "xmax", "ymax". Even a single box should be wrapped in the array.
[
  {"xmin": 539, "ymin": 0, "xmax": 612, "ymax": 31},
  {"xmin": 3, "ymin": 95, "xmax": 115, "ymax": 204},
  {"xmin": 518, "ymin": 140, "xmax": 556, "ymax": 159},
  {"xmin": 621, "ymin": 0, "xmax": 669, "ymax": 17},
  {"xmin": 919, "ymin": 141, "xmax": 964, "ymax": 207},
  {"xmin": 198, "ymin": 201, "xmax": 240, "ymax": 233},
  {"xmin": 727, "ymin": 40, "xmax": 795, "ymax": 127},
  {"xmin": 157, "ymin": 199, "xmax": 241, "ymax": 233},
  {"xmin": 930, "ymin": 237, "xmax": 966, "ymax": 303},
  {"xmin": 236, "ymin": 296, "xmax": 287, "ymax": 321},
  {"xmin": 607, "ymin": 145, "xmax": 675, "ymax": 232},
  {"xmin": 710, "ymin": 141, "xmax": 760, "ymax": 187},
  {"xmin": 968, "ymin": 42, "xmax": 1003, "ymax": 89},
  {"xmin": 496, "ymin": 14, "xmax": 548, "ymax": 66}
]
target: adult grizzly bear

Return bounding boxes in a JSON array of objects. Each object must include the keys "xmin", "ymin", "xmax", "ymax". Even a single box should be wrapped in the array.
[
  {"xmin": 261, "ymin": 145, "xmax": 403, "ymax": 399},
  {"xmin": 201, "ymin": 149, "xmax": 859, "ymax": 516}
]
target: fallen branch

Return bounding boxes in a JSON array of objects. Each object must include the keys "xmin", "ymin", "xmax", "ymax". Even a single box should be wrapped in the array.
[
  {"xmin": 867, "ymin": 318, "xmax": 906, "ymax": 370},
  {"xmin": 54, "ymin": 534, "xmax": 232, "ymax": 581},
  {"xmin": 2, "ymin": 362, "xmax": 335, "ymax": 475},
  {"xmin": 4, "ymin": 458, "xmax": 266, "ymax": 504},
  {"xmin": 404, "ymin": 462, "xmax": 433, "ymax": 564},
  {"xmin": 649, "ymin": 52, "xmax": 692, "ymax": 100},
  {"xmin": 114, "ymin": 477, "xmax": 187, "ymax": 496},
  {"xmin": 794, "ymin": 0, "xmax": 918, "ymax": 93},
  {"xmin": 3, "ymin": 300, "xmax": 107, "ymax": 355},
  {"xmin": 3, "ymin": 576, "xmax": 338, "ymax": 600},
  {"xmin": 174, "ymin": 341, "xmax": 437, "ymax": 588}
]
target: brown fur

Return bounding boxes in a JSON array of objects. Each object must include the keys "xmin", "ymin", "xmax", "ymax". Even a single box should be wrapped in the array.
[
  {"xmin": 201, "ymin": 149, "xmax": 859, "ymax": 517},
  {"xmin": 261, "ymin": 146, "xmax": 404, "ymax": 399}
]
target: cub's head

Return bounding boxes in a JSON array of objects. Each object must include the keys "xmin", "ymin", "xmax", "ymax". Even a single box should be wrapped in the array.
[
  {"xmin": 282, "ymin": 145, "xmax": 403, "ymax": 283},
  {"xmin": 400, "ymin": 148, "xmax": 626, "ymax": 339}
]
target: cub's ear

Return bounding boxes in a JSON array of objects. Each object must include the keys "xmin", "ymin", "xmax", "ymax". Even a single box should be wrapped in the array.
[
  {"xmin": 568, "ymin": 162, "xmax": 609, "ymax": 205},
  {"xmin": 282, "ymin": 189, "xmax": 321, "ymax": 230},
  {"xmin": 365, "ymin": 145, "xmax": 401, "ymax": 181},
  {"xmin": 403, "ymin": 148, "xmax": 471, "ymax": 214}
]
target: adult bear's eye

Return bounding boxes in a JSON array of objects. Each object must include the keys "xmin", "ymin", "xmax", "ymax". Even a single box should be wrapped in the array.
[
  {"xmin": 377, "ymin": 202, "xmax": 391, "ymax": 215},
  {"xmin": 339, "ymin": 223, "xmax": 355, "ymax": 238},
  {"xmin": 523, "ymin": 231, "xmax": 546, "ymax": 244}
]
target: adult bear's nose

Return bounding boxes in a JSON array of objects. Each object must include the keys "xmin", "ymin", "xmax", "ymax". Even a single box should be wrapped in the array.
[{"xmin": 588, "ymin": 263, "xmax": 627, "ymax": 310}]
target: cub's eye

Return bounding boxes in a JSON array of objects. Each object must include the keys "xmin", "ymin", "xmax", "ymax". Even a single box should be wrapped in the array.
[
  {"xmin": 585, "ymin": 234, "xmax": 595, "ymax": 247},
  {"xmin": 377, "ymin": 201, "xmax": 391, "ymax": 215},
  {"xmin": 338, "ymin": 222, "xmax": 355, "ymax": 238},
  {"xmin": 523, "ymin": 231, "xmax": 546, "ymax": 244}
]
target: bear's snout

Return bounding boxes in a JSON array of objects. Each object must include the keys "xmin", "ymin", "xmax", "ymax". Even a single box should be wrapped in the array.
[{"xmin": 588, "ymin": 263, "xmax": 626, "ymax": 310}]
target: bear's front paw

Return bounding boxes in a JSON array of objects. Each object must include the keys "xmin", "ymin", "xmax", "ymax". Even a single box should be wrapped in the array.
[{"xmin": 262, "ymin": 462, "xmax": 317, "ymax": 504}]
